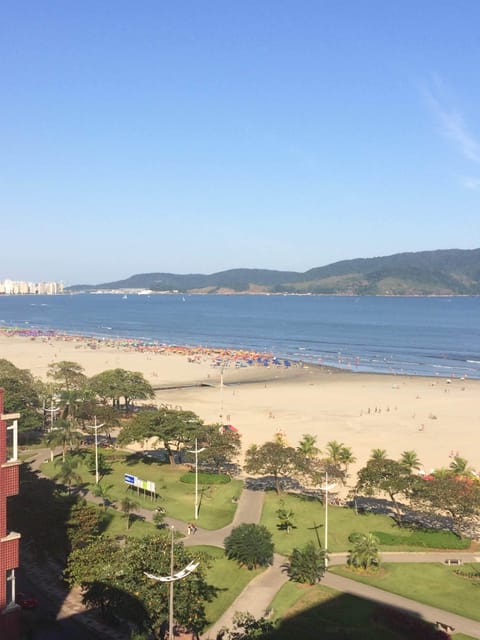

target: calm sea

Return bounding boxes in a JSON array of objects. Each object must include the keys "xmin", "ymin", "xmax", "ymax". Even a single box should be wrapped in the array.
[{"xmin": 0, "ymin": 294, "xmax": 479, "ymax": 379}]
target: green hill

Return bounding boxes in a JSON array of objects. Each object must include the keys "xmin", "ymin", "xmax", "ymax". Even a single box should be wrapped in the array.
[{"xmin": 67, "ymin": 248, "xmax": 480, "ymax": 295}]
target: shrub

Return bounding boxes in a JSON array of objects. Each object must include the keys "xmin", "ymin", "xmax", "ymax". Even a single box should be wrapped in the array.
[
  {"xmin": 286, "ymin": 542, "xmax": 327, "ymax": 584},
  {"xmin": 224, "ymin": 523, "xmax": 274, "ymax": 569}
]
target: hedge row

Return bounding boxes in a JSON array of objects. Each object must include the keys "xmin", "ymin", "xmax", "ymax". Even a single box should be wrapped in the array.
[
  {"xmin": 180, "ymin": 472, "xmax": 231, "ymax": 485},
  {"xmin": 373, "ymin": 529, "xmax": 470, "ymax": 549}
]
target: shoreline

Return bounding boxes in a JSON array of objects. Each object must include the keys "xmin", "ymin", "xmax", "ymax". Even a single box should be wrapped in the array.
[{"xmin": 1, "ymin": 324, "xmax": 474, "ymax": 383}]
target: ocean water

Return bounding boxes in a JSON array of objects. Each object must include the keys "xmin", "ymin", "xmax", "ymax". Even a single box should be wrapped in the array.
[{"xmin": 0, "ymin": 294, "xmax": 479, "ymax": 379}]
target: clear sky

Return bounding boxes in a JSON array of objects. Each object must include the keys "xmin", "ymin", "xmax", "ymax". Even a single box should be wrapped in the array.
[{"xmin": 1, "ymin": 1, "xmax": 479, "ymax": 285}]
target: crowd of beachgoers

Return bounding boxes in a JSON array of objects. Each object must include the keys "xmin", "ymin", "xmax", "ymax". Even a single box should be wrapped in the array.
[{"xmin": 0, "ymin": 326, "xmax": 296, "ymax": 370}]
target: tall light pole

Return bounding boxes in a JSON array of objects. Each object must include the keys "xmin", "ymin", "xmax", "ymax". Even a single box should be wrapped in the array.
[
  {"xmin": 144, "ymin": 525, "xmax": 199, "ymax": 640},
  {"xmin": 188, "ymin": 438, "xmax": 206, "ymax": 520},
  {"xmin": 219, "ymin": 366, "xmax": 224, "ymax": 421},
  {"xmin": 44, "ymin": 397, "xmax": 59, "ymax": 431},
  {"xmin": 86, "ymin": 416, "xmax": 105, "ymax": 484}
]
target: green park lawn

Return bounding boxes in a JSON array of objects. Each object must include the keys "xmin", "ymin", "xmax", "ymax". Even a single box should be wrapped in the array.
[
  {"xmin": 260, "ymin": 491, "xmax": 471, "ymax": 554},
  {"xmin": 41, "ymin": 449, "xmax": 242, "ymax": 529},
  {"xmin": 330, "ymin": 563, "xmax": 480, "ymax": 622},
  {"xmin": 191, "ymin": 545, "xmax": 264, "ymax": 628},
  {"xmin": 268, "ymin": 581, "xmax": 477, "ymax": 640}
]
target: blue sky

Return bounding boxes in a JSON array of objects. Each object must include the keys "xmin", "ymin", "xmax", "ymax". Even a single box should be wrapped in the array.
[{"xmin": 1, "ymin": 1, "xmax": 479, "ymax": 284}]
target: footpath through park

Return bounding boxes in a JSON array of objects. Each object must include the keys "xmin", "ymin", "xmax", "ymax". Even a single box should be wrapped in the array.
[{"xmin": 26, "ymin": 450, "xmax": 480, "ymax": 639}]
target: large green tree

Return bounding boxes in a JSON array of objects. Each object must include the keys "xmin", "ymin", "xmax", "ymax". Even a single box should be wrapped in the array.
[
  {"xmin": 196, "ymin": 423, "xmax": 242, "ymax": 473},
  {"xmin": 0, "ymin": 358, "xmax": 42, "ymax": 432},
  {"xmin": 118, "ymin": 407, "xmax": 203, "ymax": 465},
  {"xmin": 224, "ymin": 523, "xmax": 274, "ymax": 569},
  {"xmin": 88, "ymin": 368, "xmax": 154, "ymax": 411},
  {"xmin": 67, "ymin": 535, "xmax": 216, "ymax": 635},
  {"xmin": 244, "ymin": 440, "xmax": 300, "ymax": 494},
  {"xmin": 47, "ymin": 360, "xmax": 87, "ymax": 392},
  {"xmin": 67, "ymin": 500, "xmax": 101, "ymax": 552},
  {"xmin": 356, "ymin": 456, "xmax": 416, "ymax": 524},
  {"xmin": 411, "ymin": 474, "xmax": 480, "ymax": 532}
]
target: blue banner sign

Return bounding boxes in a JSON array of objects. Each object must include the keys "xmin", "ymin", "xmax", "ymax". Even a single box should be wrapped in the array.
[{"xmin": 124, "ymin": 474, "xmax": 136, "ymax": 485}]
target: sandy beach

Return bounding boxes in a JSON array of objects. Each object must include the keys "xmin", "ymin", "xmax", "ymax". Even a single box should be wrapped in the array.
[{"xmin": 2, "ymin": 331, "xmax": 479, "ymax": 484}]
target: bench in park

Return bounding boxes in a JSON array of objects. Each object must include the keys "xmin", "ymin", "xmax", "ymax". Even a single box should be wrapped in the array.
[{"xmin": 444, "ymin": 558, "xmax": 463, "ymax": 566}]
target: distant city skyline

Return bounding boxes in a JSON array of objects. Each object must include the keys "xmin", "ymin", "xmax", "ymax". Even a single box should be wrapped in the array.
[{"xmin": 1, "ymin": 2, "xmax": 479, "ymax": 285}]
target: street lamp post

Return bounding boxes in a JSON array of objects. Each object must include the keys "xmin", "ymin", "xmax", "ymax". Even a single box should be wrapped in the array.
[
  {"xmin": 86, "ymin": 416, "xmax": 105, "ymax": 484},
  {"xmin": 219, "ymin": 366, "xmax": 224, "ymax": 421},
  {"xmin": 44, "ymin": 397, "xmax": 59, "ymax": 431},
  {"xmin": 144, "ymin": 526, "xmax": 199, "ymax": 640},
  {"xmin": 188, "ymin": 438, "xmax": 206, "ymax": 520}
]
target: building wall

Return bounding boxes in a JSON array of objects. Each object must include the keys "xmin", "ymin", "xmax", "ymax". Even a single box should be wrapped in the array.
[{"xmin": 0, "ymin": 388, "xmax": 21, "ymax": 638}]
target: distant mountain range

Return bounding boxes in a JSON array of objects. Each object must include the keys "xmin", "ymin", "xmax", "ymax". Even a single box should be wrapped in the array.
[{"xmin": 68, "ymin": 248, "xmax": 480, "ymax": 296}]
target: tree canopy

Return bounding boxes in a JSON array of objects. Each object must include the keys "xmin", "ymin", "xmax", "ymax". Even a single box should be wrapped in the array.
[
  {"xmin": 117, "ymin": 407, "xmax": 203, "ymax": 464},
  {"xmin": 244, "ymin": 440, "xmax": 300, "ymax": 494},
  {"xmin": 67, "ymin": 535, "xmax": 215, "ymax": 635},
  {"xmin": 47, "ymin": 360, "xmax": 87, "ymax": 391},
  {"xmin": 224, "ymin": 523, "xmax": 274, "ymax": 569},
  {"xmin": 411, "ymin": 473, "xmax": 480, "ymax": 532},
  {"xmin": 88, "ymin": 368, "xmax": 154, "ymax": 410},
  {"xmin": 356, "ymin": 456, "xmax": 416, "ymax": 524},
  {"xmin": 196, "ymin": 423, "xmax": 242, "ymax": 473},
  {"xmin": 0, "ymin": 358, "xmax": 42, "ymax": 431}
]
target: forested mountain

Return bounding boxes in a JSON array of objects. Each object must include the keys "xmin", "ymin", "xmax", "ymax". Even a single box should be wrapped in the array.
[{"xmin": 69, "ymin": 248, "xmax": 480, "ymax": 295}]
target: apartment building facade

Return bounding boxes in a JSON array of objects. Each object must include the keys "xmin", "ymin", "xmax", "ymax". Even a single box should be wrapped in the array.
[
  {"xmin": 0, "ymin": 389, "xmax": 21, "ymax": 638},
  {"xmin": 0, "ymin": 280, "xmax": 64, "ymax": 295}
]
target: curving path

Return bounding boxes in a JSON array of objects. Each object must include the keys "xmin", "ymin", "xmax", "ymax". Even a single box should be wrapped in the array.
[{"xmin": 26, "ymin": 449, "xmax": 480, "ymax": 639}]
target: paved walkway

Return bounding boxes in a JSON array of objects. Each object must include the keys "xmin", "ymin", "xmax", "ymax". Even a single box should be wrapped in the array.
[{"xmin": 25, "ymin": 449, "xmax": 480, "ymax": 639}]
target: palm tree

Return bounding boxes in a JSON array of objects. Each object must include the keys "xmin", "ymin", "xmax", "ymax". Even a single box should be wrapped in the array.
[
  {"xmin": 297, "ymin": 434, "xmax": 320, "ymax": 459},
  {"xmin": 400, "ymin": 450, "xmax": 421, "ymax": 472},
  {"xmin": 93, "ymin": 482, "xmax": 115, "ymax": 511},
  {"xmin": 276, "ymin": 500, "xmax": 295, "ymax": 534},
  {"xmin": 348, "ymin": 532, "xmax": 380, "ymax": 570},
  {"xmin": 338, "ymin": 445, "xmax": 356, "ymax": 472},
  {"xmin": 370, "ymin": 448, "xmax": 387, "ymax": 461},
  {"xmin": 120, "ymin": 495, "xmax": 138, "ymax": 530},
  {"xmin": 449, "ymin": 455, "xmax": 472, "ymax": 476},
  {"xmin": 286, "ymin": 542, "xmax": 328, "ymax": 584},
  {"xmin": 46, "ymin": 418, "xmax": 82, "ymax": 462},
  {"xmin": 54, "ymin": 455, "xmax": 82, "ymax": 494},
  {"xmin": 325, "ymin": 440, "xmax": 345, "ymax": 464},
  {"xmin": 325, "ymin": 441, "xmax": 356, "ymax": 481}
]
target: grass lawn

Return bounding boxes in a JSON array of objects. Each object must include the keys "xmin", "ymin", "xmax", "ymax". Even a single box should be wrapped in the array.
[
  {"xmin": 330, "ymin": 563, "xmax": 480, "ymax": 622},
  {"xmin": 41, "ymin": 449, "xmax": 242, "ymax": 529},
  {"xmin": 260, "ymin": 492, "xmax": 471, "ymax": 554},
  {"xmin": 97, "ymin": 505, "xmax": 158, "ymax": 538},
  {"xmin": 267, "ymin": 581, "xmax": 478, "ymax": 640},
  {"xmin": 190, "ymin": 545, "xmax": 264, "ymax": 628},
  {"xmin": 268, "ymin": 582, "xmax": 410, "ymax": 639}
]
